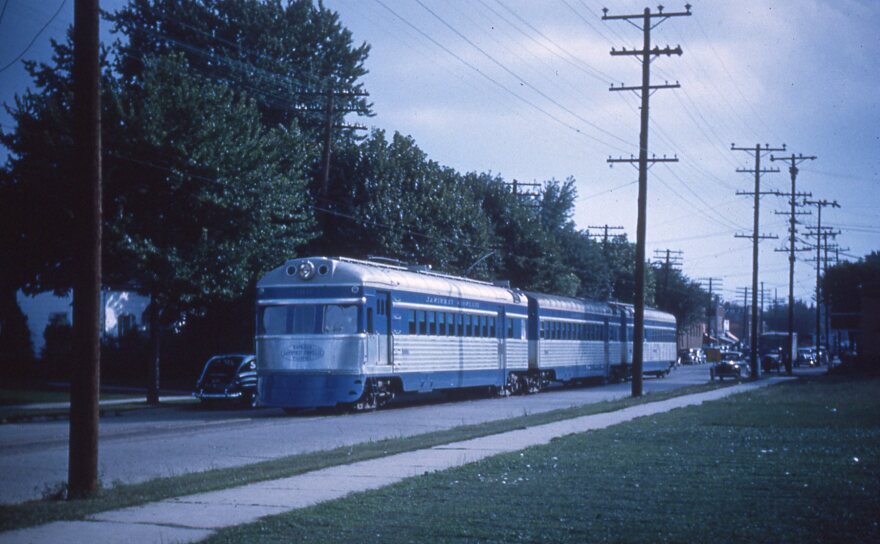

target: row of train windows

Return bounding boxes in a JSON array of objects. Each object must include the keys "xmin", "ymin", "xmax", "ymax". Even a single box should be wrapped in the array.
[
  {"xmin": 406, "ymin": 310, "xmax": 526, "ymax": 339},
  {"xmin": 540, "ymin": 320, "xmax": 608, "ymax": 341},
  {"xmin": 644, "ymin": 328, "xmax": 676, "ymax": 343}
]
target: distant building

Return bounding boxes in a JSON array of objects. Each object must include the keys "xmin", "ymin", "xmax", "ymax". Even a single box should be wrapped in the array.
[{"xmin": 17, "ymin": 289, "xmax": 151, "ymax": 354}]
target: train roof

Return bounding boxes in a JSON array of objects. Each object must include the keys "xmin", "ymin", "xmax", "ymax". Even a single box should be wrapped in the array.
[
  {"xmin": 258, "ymin": 257, "xmax": 527, "ymax": 306},
  {"xmin": 611, "ymin": 302, "xmax": 676, "ymax": 324},
  {"xmin": 524, "ymin": 291, "xmax": 614, "ymax": 316}
]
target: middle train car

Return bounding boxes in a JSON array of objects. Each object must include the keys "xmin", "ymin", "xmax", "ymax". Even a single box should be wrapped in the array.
[{"xmin": 255, "ymin": 256, "xmax": 677, "ymax": 410}]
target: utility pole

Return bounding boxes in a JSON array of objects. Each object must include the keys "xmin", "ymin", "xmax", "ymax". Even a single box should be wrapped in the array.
[
  {"xmin": 653, "ymin": 249, "xmax": 683, "ymax": 302},
  {"xmin": 69, "ymin": 0, "xmax": 101, "ymax": 499},
  {"xmin": 803, "ymin": 198, "xmax": 839, "ymax": 360},
  {"xmin": 733, "ymin": 143, "xmax": 784, "ymax": 378},
  {"xmin": 319, "ymin": 88, "xmax": 369, "ymax": 195},
  {"xmin": 587, "ymin": 224, "xmax": 626, "ymax": 247},
  {"xmin": 736, "ymin": 286, "xmax": 751, "ymax": 346},
  {"xmin": 602, "ymin": 3, "xmax": 691, "ymax": 398},
  {"xmin": 770, "ymin": 152, "xmax": 815, "ymax": 374},
  {"xmin": 699, "ymin": 277, "xmax": 722, "ymax": 340}
]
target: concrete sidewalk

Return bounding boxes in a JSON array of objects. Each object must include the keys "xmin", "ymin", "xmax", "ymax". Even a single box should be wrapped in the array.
[{"xmin": 0, "ymin": 378, "xmax": 790, "ymax": 544}]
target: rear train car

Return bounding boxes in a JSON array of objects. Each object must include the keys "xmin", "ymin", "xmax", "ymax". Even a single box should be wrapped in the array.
[
  {"xmin": 524, "ymin": 292, "xmax": 614, "ymax": 388},
  {"xmin": 614, "ymin": 303, "xmax": 677, "ymax": 377},
  {"xmin": 255, "ymin": 257, "xmax": 528, "ymax": 410}
]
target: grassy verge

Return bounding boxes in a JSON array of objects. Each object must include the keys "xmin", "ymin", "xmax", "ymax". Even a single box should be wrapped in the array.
[
  {"xmin": 206, "ymin": 376, "xmax": 880, "ymax": 544},
  {"xmin": 0, "ymin": 388, "xmax": 138, "ymax": 407},
  {"xmin": 0, "ymin": 381, "xmax": 732, "ymax": 532},
  {"xmin": 0, "ymin": 398, "xmax": 199, "ymax": 424}
]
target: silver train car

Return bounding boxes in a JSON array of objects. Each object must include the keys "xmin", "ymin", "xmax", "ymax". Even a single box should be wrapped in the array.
[
  {"xmin": 255, "ymin": 256, "xmax": 677, "ymax": 410},
  {"xmin": 614, "ymin": 303, "xmax": 678, "ymax": 378},
  {"xmin": 256, "ymin": 256, "xmax": 528, "ymax": 410}
]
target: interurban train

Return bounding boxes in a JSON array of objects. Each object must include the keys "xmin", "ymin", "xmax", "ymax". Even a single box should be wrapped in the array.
[{"xmin": 255, "ymin": 256, "xmax": 677, "ymax": 410}]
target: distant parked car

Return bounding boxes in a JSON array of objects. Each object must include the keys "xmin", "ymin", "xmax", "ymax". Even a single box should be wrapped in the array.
[
  {"xmin": 796, "ymin": 347, "xmax": 817, "ymax": 368},
  {"xmin": 710, "ymin": 351, "xmax": 749, "ymax": 381},
  {"xmin": 761, "ymin": 348, "xmax": 784, "ymax": 373},
  {"xmin": 678, "ymin": 348, "xmax": 697, "ymax": 365},
  {"xmin": 194, "ymin": 354, "xmax": 258, "ymax": 407}
]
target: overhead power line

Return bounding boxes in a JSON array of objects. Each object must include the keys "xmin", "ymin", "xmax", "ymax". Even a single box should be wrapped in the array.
[{"xmin": 0, "ymin": 0, "xmax": 66, "ymax": 74}]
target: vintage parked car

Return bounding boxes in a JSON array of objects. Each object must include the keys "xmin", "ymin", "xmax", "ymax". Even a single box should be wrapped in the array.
[
  {"xmin": 678, "ymin": 348, "xmax": 697, "ymax": 365},
  {"xmin": 796, "ymin": 347, "xmax": 818, "ymax": 367},
  {"xmin": 194, "ymin": 354, "xmax": 258, "ymax": 407},
  {"xmin": 710, "ymin": 351, "xmax": 749, "ymax": 381},
  {"xmin": 761, "ymin": 348, "xmax": 784, "ymax": 373}
]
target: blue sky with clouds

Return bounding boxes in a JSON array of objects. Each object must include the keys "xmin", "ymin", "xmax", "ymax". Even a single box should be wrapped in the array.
[{"xmin": 2, "ymin": 0, "xmax": 878, "ymax": 305}]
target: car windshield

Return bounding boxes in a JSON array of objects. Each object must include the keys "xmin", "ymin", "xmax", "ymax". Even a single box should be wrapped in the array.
[
  {"xmin": 259, "ymin": 304, "xmax": 359, "ymax": 335},
  {"xmin": 203, "ymin": 356, "xmax": 245, "ymax": 381}
]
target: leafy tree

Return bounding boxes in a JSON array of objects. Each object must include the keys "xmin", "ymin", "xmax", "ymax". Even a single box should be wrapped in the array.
[
  {"xmin": 312, "ymin": 130, "xmax": 495, "ymax": 274},
  {"xmin": 2, "ymin": 35, "xmax": 315, "ymax": 399},
  {"xmin": 823, "ymin": 251, "xmax": 880, "ymax": 314},
  {"xmin": 107, "ymin": 0, "xmax": 371, "ymax": 138},
  {"xmin": 652, "ymin": 266, "xmax": 707, "ymax": 337}
]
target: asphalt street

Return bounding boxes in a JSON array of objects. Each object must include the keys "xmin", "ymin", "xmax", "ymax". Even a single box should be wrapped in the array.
[{"xmin": 0, "ymin": 364, "xmax": 720, "ymax": 504}]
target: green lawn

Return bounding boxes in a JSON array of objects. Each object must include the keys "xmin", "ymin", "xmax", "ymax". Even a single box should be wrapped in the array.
[
  {"xmin": 207, "ymin": 376, "xmax": 880, "ymax": 544},
  {"xmin": 0, "ymin": 388, "xmax": 138, "ymax": 406}
]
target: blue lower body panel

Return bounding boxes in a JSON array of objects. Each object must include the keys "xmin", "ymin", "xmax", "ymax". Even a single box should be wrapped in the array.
[
  {"xmin": 397, "ymin": 369, "xmax": 504, "ymax": 393},
  {"xmin": 548, "ymin": 365, "xmax": 607, "ymax": 382},
  {"xmin": 259, "ymin": 373, "xmax": 366, "ymax": 408}
]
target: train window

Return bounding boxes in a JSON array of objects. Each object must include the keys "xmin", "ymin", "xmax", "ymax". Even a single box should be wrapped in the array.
[
  {"xmin": 323, "ymin": 305, "xmax": 358, "ymax": 334},
  {"xmin": 539, "ymin": 321, "xmax": 545, "ymax": 339},
  {"xmin": 428, "ymin": 312, "xmax": 436, "ymax": 335},
  {"xmin": 259, "ymin": 305, "xmax": 287, "ymax": 335},
  {"xmin": 507, "ymin": 319, "xmax": 513, "ymax": 339},
  {"xmin": 418, "ymin": 311, "xmax": 427, "ymax": 335},
  {"xmin": 290, "ymin": 305, "xmax": 314, "ymax": 334},
  {"xmin": 438, "ymin": 312, "xmax": 446, "ymax": 336},
  {"xmin": 447, "ymin": 313, "xmax": 454, "ymax": 336},
  {"xmin": 481, "ymin": 316, "xmax": 489, "ymax": 337},
  {"xmin": 490, "ymin": 317, "xmax": 496, "ymax": 338},
  {"xmin": 408, "ymin": 310, "xmax": 416, "ymax": 334},
  {"xmin": 457, "ymin": 314, "xmax": 464, "ymax": 337},
  {"xmin": 366, "ymin": 308, "xmax": 374, "ymax": 334},
  {"xmin": 465, "ymin": 315, "xmax": 472, "ymax": 337}
]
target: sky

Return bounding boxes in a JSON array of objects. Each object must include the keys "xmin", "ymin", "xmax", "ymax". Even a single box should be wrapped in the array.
[{"xmin": 1, "ymin": 0, "xmax": 878, "ymax": 306}]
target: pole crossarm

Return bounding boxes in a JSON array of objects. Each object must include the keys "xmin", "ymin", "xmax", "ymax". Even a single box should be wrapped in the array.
[
  {"xmin": 610, "ymin": 46, "xmax": 683, "ymax": 57},
  {"xmin": 610, "ymin": 82, "xmax": 680, "ymax": 93}
]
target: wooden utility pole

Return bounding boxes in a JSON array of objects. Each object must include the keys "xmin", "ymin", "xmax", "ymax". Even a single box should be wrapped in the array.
[
  {"xmin": 699, "ymin": 277, "xmax": 722, "ymax": 339},
  {"xmin": 602, "ymin": 4, "xmax": 691, "ymax": 397},
  {"xmin": 770, "ymin": 152, "xmax": 815, "ymax": 374},
  {"xmin": 587, "ymin": 224, "xmax": 625, "ymax": 247},
  {"xmin": 803, "ymin": 198, "xmax": 840, "ymax": 360},
  {"xmin": 69, "ymin": 0, "xmax": 102, "ymax": 499},
  {"xmin": 736, "ymin": 286, "xmax": 751, "ymax": 345},
  {"xmin": 733, "ymin": 143, "xmax": 784, "ymax": 378},
  {"xmin": 318, "ymin": 88, "xmax": 369, "ymax": 196},
  {"xmin": 654, "ymin": 249, "xmax": 683, "ymax": 303}
]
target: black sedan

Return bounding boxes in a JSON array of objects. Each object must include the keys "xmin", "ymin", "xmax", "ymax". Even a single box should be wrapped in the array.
[
  {"xmin": 710, "ymin": 351, "xmax": 749, "ymax": 381},
  {"xmin": 194, "ymin": 354, "xmax": 258, "ymax": 407}
]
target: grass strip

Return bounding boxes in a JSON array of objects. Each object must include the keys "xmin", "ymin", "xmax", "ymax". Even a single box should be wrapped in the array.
[
  {"xmin": 206, "ymin": 375, "xmax": 880, "ymax": 544},
  {"xmin": 0, "ymin": 388, "xmax": 139, "ymax": 407},
  {"xmin": 0, "ymin": 381, "xmax": 733, "ymax": 532},
  {"xmin": 0, "ymin": 399, "xmax": 199, "ymax": 424}
]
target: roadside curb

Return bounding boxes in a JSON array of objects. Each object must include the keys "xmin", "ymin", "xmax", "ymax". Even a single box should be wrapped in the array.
[{"xmin": 0, "ymin": 377, "xmax": 792, "ymax": 544}]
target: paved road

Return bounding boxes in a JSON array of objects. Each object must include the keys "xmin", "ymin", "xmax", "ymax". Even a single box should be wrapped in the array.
[{"xmin": 0, "ymin": 364, "xmax": 723, "ymax": 504}]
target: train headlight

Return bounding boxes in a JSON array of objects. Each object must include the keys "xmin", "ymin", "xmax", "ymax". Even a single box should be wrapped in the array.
[{"xmin": 297, "ymin": 260, "xmax": 316, "ymax": 281}]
